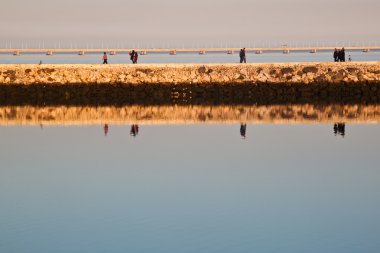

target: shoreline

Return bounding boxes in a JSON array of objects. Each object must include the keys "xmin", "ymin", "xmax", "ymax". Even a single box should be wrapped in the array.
[{"xmin": 0, "ymin": 62, "xmax": 379, "ymax": 85}]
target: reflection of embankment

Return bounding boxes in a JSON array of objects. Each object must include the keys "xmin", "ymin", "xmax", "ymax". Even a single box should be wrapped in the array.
[
  {"xmin": 1, "ymin": 83, "xmax": 380, "ymax": 106},
  {"xmin": 1, "ymin": 104, "xmax": 380, "ymax": 125}
]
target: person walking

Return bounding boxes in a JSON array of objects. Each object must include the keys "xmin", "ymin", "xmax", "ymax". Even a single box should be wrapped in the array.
[
  {"xmin": 333, "ymin": 48, "xmax": 339, "ymax": 62},
  {"xmin": 133, "ymin": 51, "xmax": 138, "ymax": 64},
  {"xmin": 102, "ymin": 52, "xmax": 108, "ymax": 64},
  {"xmin": 129, "ymin": 50, "xmax": 135, "ymax": 64},
  {"xmin": 341, "ymin": 47, "xmax": 346, "ymax": 62},
  {"xmin": 239, "ymin": 48, "xmax": 246, "ymax": 63}
]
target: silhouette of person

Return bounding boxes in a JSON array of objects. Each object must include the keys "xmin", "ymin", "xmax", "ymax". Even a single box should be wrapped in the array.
[
  {"xmin": 333, "ymin": 48, "xmax": 339, "ymax": 62},
  {"xmin": 333, "ymin": 123, "xmax": 345, "ymax": 137},
  {"xmin": 240, "ymin": 123, "xmax": 247, "ymax": 139},
  {"xmin": 348, "ymin": 55, "xmax": 352, "ymax": 62},
  {"xmin": 135, "ymin": 124, "xmax": 139, "ymax": 135},
  {"xmin": 103, "ymin": 52, "xmax": 108, "ymax": 64},
  {"xmin": 129, "ymin": 50, "xmax": 136, "ymax": 64},
  {"xmin": 340, "ymin": 47, "xmax": 346, "ymax": 62},
  {"xmin": 338, "ymin": 123, "xmax": 345, "ymax": 137},
  {"xmin": 130, "ymin": 124, "xmax": 139, "ymax": 137},
  {"xmin": 239, "ymin": 48, "xmax": 246, "ymax": 63},
  {"xmin": 133, "ymin": 51, "xmax": 138, "ymax": 64},
  {"xmin": 104, "ymin": 124, "xmax": 109, "ymax": 136}
]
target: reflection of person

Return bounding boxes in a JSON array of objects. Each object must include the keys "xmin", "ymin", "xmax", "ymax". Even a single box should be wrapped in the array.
[
  {"xmin": 338, "ymin": 123, "xmax": 345, "ymax": 137},
  {"xmin": 240, "ymin": 123, "xmax": 247, "ymax": 139},
  {"xmin": 104, "ymin": 124, "xmax": 109, "ymax": 136},
  {"xmin": 333, "ymin": 123, "xmax": 345, "ymax": 137},
  {"xmin": 333, "ymin": 123, "xmax": 338, "ymax": 135},
  {"xmin": 130, "ymin": 124, "xmax": 139, "ymax": 137}
]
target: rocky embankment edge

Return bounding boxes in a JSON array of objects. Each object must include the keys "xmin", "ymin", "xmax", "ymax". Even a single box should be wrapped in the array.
[{"xmin": 0, "ymin": 62, "xmax": 379, "ymax": 85}]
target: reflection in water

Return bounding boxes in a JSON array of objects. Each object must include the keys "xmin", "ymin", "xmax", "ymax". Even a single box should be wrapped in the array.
[
  {"xmin": 2, "ymin": 82, "xmax": 380, "ymax": 106},
  {"xmin": 104, "ymin": 124, "xmax": 109, "ymax": 136},
  {"xmin": 1, "ymin": 123, "xmax": 380, "ymax": 253},
  {"xmin": 334, "ymin": 123, "xmax": 346, "ymax": 138},
  {"xmin": 240, "ymin": 123, "xmax": 247, "ymax": 139},
  {"xmin": 1, "ymin": 80, "xmax": 380, "ymax": 252},
  {"xmin": 130, "ymin": 124, "xmax": 139, "ymax": 137},
  {"xmin": 95, "ymin": 123, "xmax": 353, "ymax": 139},
  {"xmin": 2, "ymin": 104, "xmax": 380, "ymax": 125},
  {"xmin": 1, "ymin": 117, "xmax": 380, "ymax": 253}
]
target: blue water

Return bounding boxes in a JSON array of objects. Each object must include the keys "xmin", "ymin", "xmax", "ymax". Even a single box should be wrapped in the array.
[
  {"xmin": 1, "ymin": 50, "xmax": 379, "ymax": 64},
  {"xmin": 1, "ymin": 124, "xmax": 380, "ymax": 253}
]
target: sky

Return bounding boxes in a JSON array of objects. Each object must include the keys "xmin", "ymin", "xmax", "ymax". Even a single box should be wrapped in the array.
[{"xmin": 0, "ymin": 0, "xmax": 379, "ymax": 47}]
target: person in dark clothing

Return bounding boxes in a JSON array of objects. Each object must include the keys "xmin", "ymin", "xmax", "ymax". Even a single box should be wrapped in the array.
[
  {"xmin": 337, "ymin": 48, "xmax": 345, "ymax": 62},
  {"xmin": 133, "ymin": 51, "xmax": 138, "ymax": 64},
  {"xmin": 239, "ymin": 48, "xmax": 246, "ymax": 63},
  {"xmin": 340, "ymin": 47, "xmax": 346, "ymax": 62},
  {"xmin": 102, "ymin": 52, "xmax": 108, "ymax": 64},
  {"xmin": 338, "ymin": 49, "xmax": 343, "ymax": 62},
  {"xmin": 333, "ymin": 48, "xmax": 339, "ymax": 62},
  {"xmin": 129, "ymin": 50, "xmax": 136, "ymax": 64}
]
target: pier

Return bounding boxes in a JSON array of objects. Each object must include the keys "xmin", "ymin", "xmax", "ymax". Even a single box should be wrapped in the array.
[{"xmin": 1, "ymin": 46, "xmax": 379, "ymax": 55}]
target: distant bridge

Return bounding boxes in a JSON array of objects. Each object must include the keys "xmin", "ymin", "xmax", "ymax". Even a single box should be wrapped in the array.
[{"xmin": 1, "ymin": 46, "xmax": 379, "ymax": 55}]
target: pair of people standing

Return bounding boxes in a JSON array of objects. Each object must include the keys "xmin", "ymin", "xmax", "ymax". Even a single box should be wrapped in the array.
[
  {"xmin": 333, "ymin": 48, "xmax": 346, "ymax": 62},
  {"xmin": 239, "ymin": 48, "xmax": 246, "ymax": 63},
  {"xmin": 102, "ymin": 51, "xmax": 139, "ymax": 64},
  {"xmin": 129, "ymin": 50, "xmax": 138, "ymax": 64}
]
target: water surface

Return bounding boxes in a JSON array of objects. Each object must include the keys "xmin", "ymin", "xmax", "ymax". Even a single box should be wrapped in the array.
[
  {"xmin": 1, "ymin": 50, "xmax": 379, "ymax": 64},
  {"xmin": 1, "ymin": 122, "xmax": 380, "ymax": 253}
]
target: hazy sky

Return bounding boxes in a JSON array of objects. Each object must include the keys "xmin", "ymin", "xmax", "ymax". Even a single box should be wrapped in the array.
[{"xmin": 1, "ymin": 0, "xmax": 379, "ymax": 46}]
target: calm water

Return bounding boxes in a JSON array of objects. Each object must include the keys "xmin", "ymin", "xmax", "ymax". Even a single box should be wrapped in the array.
[
  {"xmin": 1, "ymin": 123, "xmax": 380, "ymax": 253},
  {"xmin": 1, "ymin": 50, "xmax": 380, "ymax": 64}
]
